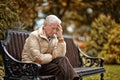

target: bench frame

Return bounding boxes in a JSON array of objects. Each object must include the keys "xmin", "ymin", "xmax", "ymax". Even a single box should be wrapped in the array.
[{"xmin": 0, "ymin": 30, "xmax": 105, "ymax": 80}]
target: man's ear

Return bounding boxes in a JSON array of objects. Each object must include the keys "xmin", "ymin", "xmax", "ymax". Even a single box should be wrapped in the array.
[
  {"xmin": 43, "ymin": 25, "xmax": 48, "ymax": 28},
  {"xmin": 43, "ymin": 25, "xmax": 47, "ymax": 29}
]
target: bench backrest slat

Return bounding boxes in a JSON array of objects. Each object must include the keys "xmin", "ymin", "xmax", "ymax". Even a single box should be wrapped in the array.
[
  {"xmin": 2, "ymin": 30, "xmax": 83, "ymax": 67},
  {"xmin": 64, "ymin": 37, "xmax": 83, "ymax": 67},
  {"xmin": 4, "ymin": 30, "xmax": 29, "ymax": 60}
]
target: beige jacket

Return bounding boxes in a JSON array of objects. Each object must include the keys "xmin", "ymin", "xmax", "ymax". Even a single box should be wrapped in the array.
[{"xmin": 22, "ymin": 26, "xmax": 66, "ymax": 64}]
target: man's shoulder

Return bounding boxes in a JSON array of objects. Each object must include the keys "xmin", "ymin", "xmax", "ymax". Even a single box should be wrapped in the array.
[
  {"xmin": 30, "ymin": 30, "xmax": 39, "ymax": 36},
  {"xmin": 27, "ymin": 30, "xmax": 40, "ymax": 39}
]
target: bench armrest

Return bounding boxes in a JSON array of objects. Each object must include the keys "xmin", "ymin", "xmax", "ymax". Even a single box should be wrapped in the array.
[
  {"xmin": 4, "ymin": 57, "xmax": 41, "ymax": 78},
  {"xmin": 0, "ymin": 43, "xmax": 41, "ymax": 78},
  {"xmin": 15, "ymin": 61, "xmax": 41, "ymax": 76},
  {"xmin": 79, "ymin": 48, "xmax": 104, "ymax": 67}
]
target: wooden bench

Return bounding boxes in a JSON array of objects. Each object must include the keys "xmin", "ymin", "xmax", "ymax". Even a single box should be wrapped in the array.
[{"xmin": 0, "ymin": 30, "xmax": 105, "ymax": 80}]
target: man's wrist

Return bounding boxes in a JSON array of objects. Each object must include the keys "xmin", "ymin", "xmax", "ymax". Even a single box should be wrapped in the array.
[
  {"xmin": 58, "ymin": 38, "xmax": 64, "ymax": 43},
  {"xmin": 34, "ymin": 57, "xmax": 41, "ymax": 64}
]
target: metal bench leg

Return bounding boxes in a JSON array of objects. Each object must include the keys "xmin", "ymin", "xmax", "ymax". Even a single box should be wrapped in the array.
[
  {"xmin": 100, "ymin": 73, "xmax": 104, "ymax": 80},
  {"xmin": 36, "ymin": 77, "xmax": 41, "ymax": 80},
  {"xmin": 54, "ymin": 76, "xmax": 57, "ymax": 80},
  {"xmin": 79, "ymin": 77, "xmax": 83, "ymax": 80}
]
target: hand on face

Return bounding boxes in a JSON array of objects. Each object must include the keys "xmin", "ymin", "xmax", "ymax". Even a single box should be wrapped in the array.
[
  {"xmin": 44, "ymin": 23, "xmax": 63, "ymax": 38},
  {"xmin": 56, "ymin": 24, "xmax": 63, "ymax": 38}
]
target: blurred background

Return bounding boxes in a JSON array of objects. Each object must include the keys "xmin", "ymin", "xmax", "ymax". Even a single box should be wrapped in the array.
[{"xmin": 0, "ymin": 0, "xmax": 120, "ymax": 80}]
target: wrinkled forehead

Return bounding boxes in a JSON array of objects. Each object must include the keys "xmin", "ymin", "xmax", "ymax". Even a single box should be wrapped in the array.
[{"xmin": 50, "ymin": 23, "xmax": 60, "ymax": 28}]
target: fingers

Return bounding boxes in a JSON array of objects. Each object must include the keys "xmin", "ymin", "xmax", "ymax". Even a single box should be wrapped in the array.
[
  {"xmin": 56, "ymin": 24, "xmax": 63, "ymax": 38},
  {"xmin": 57, "ymin": 24, "xmax": 63, "ymax": 32}
]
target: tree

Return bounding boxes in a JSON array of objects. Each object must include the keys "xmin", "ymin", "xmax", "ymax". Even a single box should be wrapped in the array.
[
  {"xmin": 82, "ymin": 0, "xmax": 120, "ymax": 23},
  {"xmin": 98, "ymin": 24, "xmax": 120, "ymax": 64},
  {"xmin": 1, "ymin": 0, "xmax": 120, "ymax": 37},
  {"xmin": 86, "ymin": 14, "xmax": 117, "ymax": 57},
  {"xmin": 0, "ymin": 0, "xmax": 43, "ymax": 39},
  {"xmin": 0, "ymin": 0, "xmax": 19, "ymax": 39}
]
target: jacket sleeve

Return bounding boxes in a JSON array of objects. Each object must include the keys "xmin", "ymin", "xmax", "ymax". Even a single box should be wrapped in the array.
[
  {"xmin": 52, "ymin": 40, "xmax": 66, "ymax": 59},
  {"xmin": 24, "ymin": 34, "xmax": 52, "ymax": 64}
]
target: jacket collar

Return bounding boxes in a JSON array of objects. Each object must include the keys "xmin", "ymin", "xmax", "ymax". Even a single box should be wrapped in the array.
[{"xmin": 38, "ymin": 25, "xmax": 48, "ymax": 40}]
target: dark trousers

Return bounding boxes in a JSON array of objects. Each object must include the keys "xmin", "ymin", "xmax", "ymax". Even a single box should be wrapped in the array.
[{"xmin": 40, "ymin": 56, "xmax": 79, "ymax": 80}]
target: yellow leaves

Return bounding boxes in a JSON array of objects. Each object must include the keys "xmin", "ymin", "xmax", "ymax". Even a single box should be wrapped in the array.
[
  {"xmin": 98, "ymin": 24, "xmax": 120, "ymax": 64},
  {"xmin": 86, "ymin": 14, "xmax": 119, "ymax": 60},
  {"xmin": 61, "ymin": 2, "xmax": 67, "ymax": 7},
  {"xmin": 110, "ymin": 45, "xmax": 120, "ymax": 52}
]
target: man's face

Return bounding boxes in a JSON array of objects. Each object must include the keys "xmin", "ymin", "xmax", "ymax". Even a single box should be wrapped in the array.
[{"xmin": 44, "ymin": 23, "xmax": 59, "ymax": 38}]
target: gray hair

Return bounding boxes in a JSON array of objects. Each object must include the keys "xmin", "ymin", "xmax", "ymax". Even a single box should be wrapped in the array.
[{"xmin": 44, "ymin": 15, "xmax": 62, "ymax": 25}]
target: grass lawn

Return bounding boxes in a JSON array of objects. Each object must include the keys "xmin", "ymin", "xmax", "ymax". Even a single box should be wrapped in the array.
[{"xmin": 83, "ymin": 65, "xmax": 120, "ymax": 80}]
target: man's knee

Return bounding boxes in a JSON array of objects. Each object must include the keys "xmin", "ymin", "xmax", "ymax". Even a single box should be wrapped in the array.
[
  {"xmin": 55, "ymin": 56, "xmax": 68, "ymax": 60},
  {"xmin": 52, "ymin": 56, "xmax": 69, "ymax": 63}
]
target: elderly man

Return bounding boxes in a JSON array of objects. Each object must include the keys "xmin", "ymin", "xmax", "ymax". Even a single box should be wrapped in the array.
[{"xmin": 22, "ymin": 15, "xmax": 80, "ymax": 80}]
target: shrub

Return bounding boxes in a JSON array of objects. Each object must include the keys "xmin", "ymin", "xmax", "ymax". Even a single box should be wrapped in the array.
[
  {"xmin": 86, "ymin": 14, "xmax": 117, "ymax": 57},
  {"xmin": 99, "ymin": 24, "xmax": 120, "ymax": 64},
  {"xmin": 0, "ymin": 66, "xmax": 4, "ymax": 79}
]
